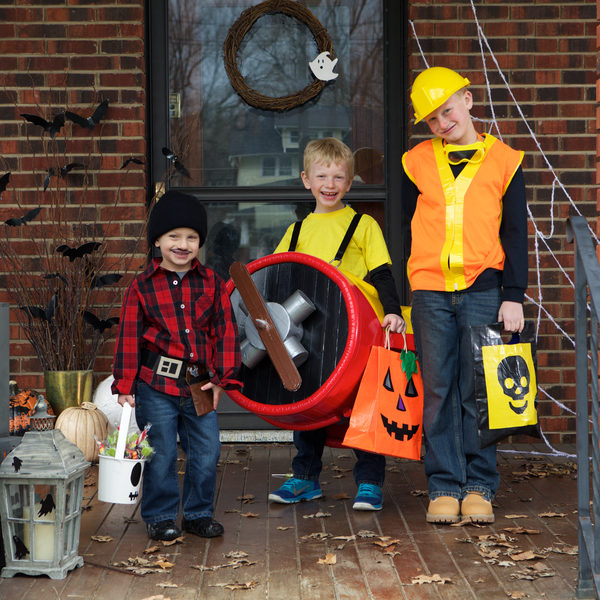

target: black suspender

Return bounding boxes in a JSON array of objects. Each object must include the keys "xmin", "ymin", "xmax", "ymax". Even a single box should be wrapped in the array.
[{"xmin": 287, "ymin": 213, "xmax": 363, "ymax": 264}]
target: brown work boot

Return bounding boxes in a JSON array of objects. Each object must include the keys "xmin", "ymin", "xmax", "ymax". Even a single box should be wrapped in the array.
[
  {"xmin": 461, "ymin": 492, "xmax": 495, "ymax": 523},
  {"xmin": 426, "ymin": 496, "xmax": 460, "ymax": 524}
]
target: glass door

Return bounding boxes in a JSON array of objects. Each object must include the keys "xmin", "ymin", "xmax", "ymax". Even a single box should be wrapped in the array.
[{"xmin": 148, "ymin": 0, "xmax": 406, "ymax": 429}]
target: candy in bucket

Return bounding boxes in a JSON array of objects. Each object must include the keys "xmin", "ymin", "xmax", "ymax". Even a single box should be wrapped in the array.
[{"xmin": 97, "ymin": 403, "xmax": 152, "ymax": 504}]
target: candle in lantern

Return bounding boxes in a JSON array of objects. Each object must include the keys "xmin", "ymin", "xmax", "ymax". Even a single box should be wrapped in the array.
[{"xmin": 23, "ymin": 503, "xmax": 56, "ymax": 561}]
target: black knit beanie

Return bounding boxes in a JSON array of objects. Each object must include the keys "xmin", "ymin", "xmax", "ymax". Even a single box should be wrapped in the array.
[{"xmin": 147, "ymin": 190, "xmax": 207, "ymax": 248}]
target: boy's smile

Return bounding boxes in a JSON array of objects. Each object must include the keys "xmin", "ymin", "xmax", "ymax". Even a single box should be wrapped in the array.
[
  {"xmin": 155, "ymin": 227, "xmax": 200, "ymax": 271},
  {"xmin": 301, "ymin": 160, "xmax": 353, "ymax": 213}
]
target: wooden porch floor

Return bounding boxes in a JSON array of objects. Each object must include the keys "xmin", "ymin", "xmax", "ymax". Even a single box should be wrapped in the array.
[{"xmin": 0, "ymin": 442, "xmax": 581, "ymax": 600}]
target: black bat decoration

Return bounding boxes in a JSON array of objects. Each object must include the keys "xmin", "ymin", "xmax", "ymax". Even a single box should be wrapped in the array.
[
  {"xmin": 91, "ymin": 273, "xmax": 122, "ymax": 289},
  {"xmin": 120, "ymin": 157, "xmax": 144, "ymax": 169},
  {"xmin": 21, "ymin": 112, "xmax": 66, "ymax": 138},
  {"xmin": 44, "ymin": 163, "xmax": 85, "ymax": 191},
  {"xmin": 5, "ymin": 206, "xmax": 41, "ymax": 226},
  {"xmin": 12, "ymin": 456, "xmax": 22, "ymax": 472},
  {"xmin": 19, "ymin": 295, "xmax": 56, "ymax": 322},
  {"xmin": 0, "ymin": 171, "xmax": 9, "ymax": 200},
  {"xmin": 38, "ymin": 493, "xmax": 56, "ymax": 517},
  {"xmin": 13, "ymin": 535, "xmax": 30, "ymax": 560},
  {"xmin": 83, "ymin": 311, "xmax": 120, "ymax": 332},
  {"xmin": 65, "ymin": 99, "xmax": 109, "ymax": 130},
  {"xmin": 162, "ymin": 146, "xmax": 191, "ymax": 178},
  {"xmin": 56, "ymin": 241, "xmax": 101, "ymax": 261}
]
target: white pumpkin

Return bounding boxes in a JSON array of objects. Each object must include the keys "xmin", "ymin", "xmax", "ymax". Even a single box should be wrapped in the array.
[
  {"xmin": 92, "ymin": 375, "xmax": 140, "ymax": 435},
  {"xmin": 55, "ymin": 402, "xmax": 110, "ymax": 462}
]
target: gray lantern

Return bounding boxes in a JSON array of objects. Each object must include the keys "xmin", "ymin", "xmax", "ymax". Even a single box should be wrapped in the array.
[{"xmin": 0, "ymin": 430, "xmax": 90, "ymax": 579}]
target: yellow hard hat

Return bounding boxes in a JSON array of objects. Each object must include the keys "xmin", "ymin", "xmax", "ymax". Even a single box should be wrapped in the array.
[{"xmin": 410, "ymin": 67, "xmax": 471, "ymax": 124}]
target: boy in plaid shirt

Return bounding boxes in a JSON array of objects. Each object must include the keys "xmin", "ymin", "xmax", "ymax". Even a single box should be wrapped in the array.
[{"xmin": 112, "ymin": 190, "xmax": 241, "ymax": 541}]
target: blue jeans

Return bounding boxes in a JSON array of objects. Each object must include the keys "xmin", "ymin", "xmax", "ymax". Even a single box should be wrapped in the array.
[
  {"xmin": 134, "ymin": 381, "xmax": 221, "ymax": 524},
  {"xmin": 292, "ymin": 428, "xmax": 386, "ymax": 486},
  {"xmin": 411, "ymin": 288, "xmax": 501, "ymax": 502}
]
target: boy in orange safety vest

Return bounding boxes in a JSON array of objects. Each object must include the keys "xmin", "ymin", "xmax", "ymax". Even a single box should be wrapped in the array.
[{"xmin": 402, "ymin": 66, "xmax": 528, "ymax": 524}]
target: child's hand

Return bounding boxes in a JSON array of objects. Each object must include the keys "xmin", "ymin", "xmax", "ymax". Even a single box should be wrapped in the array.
[
  {"xmin": 382, "ymin": 313, "xmax": 406, "ymax": 334},
  {"xmin": 498, "ymin": 301, "xmax": 524, "ymax": 333},
  {"xmin": 118, "ymin": 394, "xmax": 135, "ymax": 407},
  {"xmin": 201, "ymin": 381, "xmax": 224, "ymax": 410}
]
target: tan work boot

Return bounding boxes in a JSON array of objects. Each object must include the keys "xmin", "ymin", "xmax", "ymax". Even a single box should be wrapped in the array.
[
  {"xmin": 461, "ymin": 492, "xmax": 495, "ymax": 523},
  {"xmin": 426, "ymin": 496, "xmax": 460, "ymax": 524}
]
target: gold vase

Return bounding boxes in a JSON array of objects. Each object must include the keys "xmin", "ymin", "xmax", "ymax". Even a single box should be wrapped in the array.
[{"xmin": 44, "ymin": 370, "xmax": 93, "ymax": 416}]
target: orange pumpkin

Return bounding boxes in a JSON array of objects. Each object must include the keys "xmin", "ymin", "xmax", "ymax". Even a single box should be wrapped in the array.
[{"xmin": 55, "ymin": 402, "xmax": 109, "ymax": 462}]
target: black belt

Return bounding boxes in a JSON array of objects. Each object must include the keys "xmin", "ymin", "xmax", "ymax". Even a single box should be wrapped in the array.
[{"xmin": 140, "ymin": 348, "xmax": 208, "ymax": 383}]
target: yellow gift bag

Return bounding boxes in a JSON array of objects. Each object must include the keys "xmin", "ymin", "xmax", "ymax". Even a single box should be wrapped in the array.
[{"xmin": 470, "ymin": 321, "xmax": 540, "ymax": 448}]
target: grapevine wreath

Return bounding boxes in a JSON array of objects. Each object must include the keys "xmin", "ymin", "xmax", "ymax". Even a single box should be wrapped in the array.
[{"xmin": 223, "ymin": 0, "xmax": 335, "ymax": 111}]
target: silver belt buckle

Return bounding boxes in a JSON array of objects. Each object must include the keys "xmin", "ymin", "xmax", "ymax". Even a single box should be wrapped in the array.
[{"xmin": 156, "ymin": 356, "xmax": 183, "ymax": 379}]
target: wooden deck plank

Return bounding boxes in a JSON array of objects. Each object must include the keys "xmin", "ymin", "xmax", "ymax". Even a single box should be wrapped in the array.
[
  {"xmin": 0, "ymin": 442, "xmax": 583, "ymax": 599},
  {"xmin": 263, "ymin": 444, "xmax": 303, "ymax": 600}
]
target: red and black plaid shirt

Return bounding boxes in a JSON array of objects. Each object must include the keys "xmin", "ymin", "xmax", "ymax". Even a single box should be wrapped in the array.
[{"xmin": 112, "ymin": 258, "xmax": 241, "ymax": 397}]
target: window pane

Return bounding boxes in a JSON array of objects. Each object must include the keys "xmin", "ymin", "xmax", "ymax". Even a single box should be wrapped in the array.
[{"xmin": 167, "ymin": 0, "xmax": 384, "ymax": 187}]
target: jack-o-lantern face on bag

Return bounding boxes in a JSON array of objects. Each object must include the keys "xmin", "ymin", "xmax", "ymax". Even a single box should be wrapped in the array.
[
  {"xmin": 482, "ymin": 343, "xmax": 537, "ymax": 429},
  {"xmin": 380, "ymin": 366, "xmax": 421, "ymax": 441},
  {"xmin": 343, "ymin": 345, "xmax": 424, "ymax": 460}
]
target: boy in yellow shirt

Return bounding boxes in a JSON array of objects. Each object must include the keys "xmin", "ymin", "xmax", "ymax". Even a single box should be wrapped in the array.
[{"xmin": 268, "ymin": 137, "xmax": 405, "ymax": 511}]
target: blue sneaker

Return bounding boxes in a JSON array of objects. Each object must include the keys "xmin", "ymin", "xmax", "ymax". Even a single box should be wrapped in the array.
[
  {"xmin": 268, "ymin": 477, "xmax": 322, "ymax": 504},
  {"xmin": 352, "ymin": 483, "xmax": 383, "ymax": 511}
]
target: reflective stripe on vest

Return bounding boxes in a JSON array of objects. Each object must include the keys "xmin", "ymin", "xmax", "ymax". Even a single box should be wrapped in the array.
[
  {"xmin": 404, "ymin": 134, "xmax": 523, "ymax": 292},
  {"xmin": 433, "ymin": 134, "xmax": 496, "ymax": 291}
]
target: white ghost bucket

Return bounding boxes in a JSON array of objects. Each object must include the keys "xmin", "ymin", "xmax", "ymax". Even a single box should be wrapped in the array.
[{"xmin": 98, "ymin": 403, "xmax": 146, "ymax": 504}]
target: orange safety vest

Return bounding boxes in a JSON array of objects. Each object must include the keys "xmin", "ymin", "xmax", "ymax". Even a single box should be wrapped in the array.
[{"xmin": 402, "ymin": 134, "xmax": 523, "ymax": 292}]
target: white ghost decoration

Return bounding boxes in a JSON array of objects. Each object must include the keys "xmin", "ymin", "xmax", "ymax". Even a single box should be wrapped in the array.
[{"xmin": 309, "ymin": 51, "xmax": 339, "ymax": 81}]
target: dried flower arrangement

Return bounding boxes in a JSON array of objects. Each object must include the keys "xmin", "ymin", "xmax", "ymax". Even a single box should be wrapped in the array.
[{"xmin": 0, "ymin": 95, "xmax": 146, "ymax": 374}]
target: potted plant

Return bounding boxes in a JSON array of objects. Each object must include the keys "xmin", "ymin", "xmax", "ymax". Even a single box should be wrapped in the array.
[{"xmin": 0, "ymin": 96, "xmax": 146, "ymax": 415}]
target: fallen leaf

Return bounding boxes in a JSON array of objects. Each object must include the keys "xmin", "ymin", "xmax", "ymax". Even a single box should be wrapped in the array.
[
  {"xmin": 161, "ymin": 536, "xmax": 183, "ymax": 546},
  {"xmin": 538, "ymin": 511, "xmax": 567, "ymax": 518},
  {"xmin": 412, "ymin": 573, "xmax": 452, "ymax": 584},
  {"xmin": 225, "ymin": 550, "xmax": 249, "ymax": 559},
  {"xmin": 277, "ymin": 526, "xmax": 292, "ymax": 531},
  {"xmin": 332, "ymin": 534, "xmax": 356, "ymax": 541},
  {"xmin": 208, "ymin": 580, "xmax": 259, "ymax": 590},
  {"xmin": 240, "ymin": 512, "xmax": 260, "ymax": 518},
  {"xmin": 357, "ymin": 530, "xmax": 377, "ymax": 538},
  {"xmin": 504, "ymin": 527, "xmax": 540, "ymax": 535},
  {"xmin": 509, "ymin": 550, "xmax": 546, "ymax": 561},
  {"xmin": 317, "ymin": 553, "xmax": 337, "ymax": 565},
  {"xmin": 302, "ymin": 511, "xmax": 331, "ymax": 519},
  {"xmin": 373, "ymin": 537, "xmax": 400, "ymax": 548},
  {"xmin": 332, "ymin": 493, "xmax": 351, "ymax": 500},
  {"xmin": 140, "ymin": 595, "xmax": 169, "ymax": 600},
  {"xmin": 504, "ymin": 514, "xmax": 528, "ymax": 519},
  {"xmin": 507, "ymin": 592, "xmax": 528, "ymax": 598},
  {"xmin": 91, "ymin": 535, "xmax": 114, "ymax": 543},
  {"xmin": 156, "ymin": 582, "xmax": 178, "ymax": 588},
  {"xmin": 156, "ymin": 559, "xmax": 175, "ymax": 569},
  {"xmin": 224, "ymin": 508, "xmax": 241, "ymax": 513},
  {"xmin": 144, "ymin": 545, "xmax": 160, "ymax": 554},
  {"xmin": 498, "ymin": 560, "xmax": 516, "ymax": 567},
  {"xmin": 237, "ymin": 494, "xmax": 255, "ymax": 503},
  {"xmin": 301, "ymin": 532, "xmax": 331, "ymax": 540},
  {"xmin": 544, "ymin": 544, "xmax": 578, "ymax": 555},
  {"xmin": 410, "ymin": 489, "xmax": 428, "ymax": 497}
]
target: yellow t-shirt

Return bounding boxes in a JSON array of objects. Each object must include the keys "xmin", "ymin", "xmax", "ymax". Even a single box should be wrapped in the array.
[{"xmin": 274, "ymin": 206, "xmax": 391, "ymax": 320}]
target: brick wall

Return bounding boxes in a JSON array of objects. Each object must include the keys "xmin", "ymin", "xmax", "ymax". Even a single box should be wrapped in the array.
[
  {"xmin": 0, "ymin": 1, "xmax": 147, "ymax": 391},
  {"xmin": 0, "ymin": 0, "xmax": 595, "ymax": 440},
  {"xmin": 407, "ymin": 0, "xmax": 597, "ymax": 443}
]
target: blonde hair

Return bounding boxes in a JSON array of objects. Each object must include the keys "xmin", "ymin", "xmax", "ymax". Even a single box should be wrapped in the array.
[{"xmin": 303, "ymin": 137, "xmax": 354, "ymax": 179}]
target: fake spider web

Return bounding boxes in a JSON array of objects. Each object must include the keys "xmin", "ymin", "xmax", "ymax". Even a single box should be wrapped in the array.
[{"xmin": 409, "ymin": 0, "xmax": 592, "ymax": 459}]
